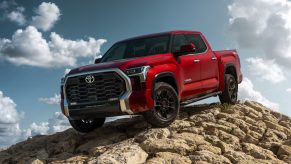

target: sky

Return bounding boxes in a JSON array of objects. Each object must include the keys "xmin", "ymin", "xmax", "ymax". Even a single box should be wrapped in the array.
[{"xmin": 0, "ymin": 0, "xmax": 290, "ymax": 147}]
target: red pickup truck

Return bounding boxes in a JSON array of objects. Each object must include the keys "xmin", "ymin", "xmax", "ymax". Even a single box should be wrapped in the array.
[{"xmin": 60, "ymin": 31, "xmax": 243, "ymax": 132}]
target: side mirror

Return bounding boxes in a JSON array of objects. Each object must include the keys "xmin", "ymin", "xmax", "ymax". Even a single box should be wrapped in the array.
[
  {"xmin": 179, "ymin": 43, "xmax": 196, "ymax": 54},
  {"xmin": 94, "ymin": 58, "xmax": 102, "ymax": 64}
]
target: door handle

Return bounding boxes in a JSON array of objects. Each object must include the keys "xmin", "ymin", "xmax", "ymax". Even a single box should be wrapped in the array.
[
  {"xmin": 193, "ymin": 59, "xmax": 200, "ymax": 63},
  {"xmin": 211, "ymin": 57, "xmax": 217, "ymax": 61}
]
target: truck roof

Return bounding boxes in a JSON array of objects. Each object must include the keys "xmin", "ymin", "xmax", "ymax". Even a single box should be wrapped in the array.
[{"xmin": 119, "ymin": 30, "xmax": 202, "ymax": 42}]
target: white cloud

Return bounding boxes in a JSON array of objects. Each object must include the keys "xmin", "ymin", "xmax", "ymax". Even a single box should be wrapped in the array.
[
  {"xmin": 0, "ymin": 91, "xmax": 25, "ymax": 147},
  {"xmin": 49, "ymin": 31, "xmax": 106, "ymax": 59},
  {"xmin": 47, "ymin": 112, "xmax": 70, "ymax": 133},
  {"xmin": 238, "ymin": 77, "xmax": 279, "ymax": 111},
  {"xmin": 26, "ymin": 112, "xmax": 70, "ymax": 136},
  {"xmin": 0, "ymin": 91, "xmax": 19, "ymax": 124},
  {"xmin": 0, "ymin": 26, "xmax": 106, "ymax": 67},
  {"xmin": 28, "ymin": 122, "xmax": 49, "ymax": 136},
  {"xmin": 228, "ymin": 0, "xmax": 291, "ymax": 69},
  {"xmin": 0, "ymin": 124, "xmax": 23, "ymax": 148},
  {"xmin": 0, "ymin": 90, "xmax": 70, "ymax": 148},
  {"xmin": 31, "ymin": 2, "xmax": 60, "ymax": 31},
  {"xmin": 7, "ymin": 6, "xmax": 26, "ymax": 25},
  {"xmin": 64, "ymin": 68, "xmax": 71, "ymax": 76},
  {"xmin": 39, "ymin": 94, "xmax": 60, "ymax": 105},
  {"xmin": 286, "ymin": 88, "xmax": 291, "ymax": 92},
  {"xmin": 246, "ymin": 57, "xmax": 285, "ymax": 83}
]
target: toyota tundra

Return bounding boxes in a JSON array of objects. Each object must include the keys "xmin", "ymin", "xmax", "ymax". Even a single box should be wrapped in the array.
[{"xmin": 60, "ymin": 31, "xmax": 243, "ymax": 132}]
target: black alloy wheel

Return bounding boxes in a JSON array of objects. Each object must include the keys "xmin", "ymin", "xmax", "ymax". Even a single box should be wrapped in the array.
[
  {"xmin": 154, "ymin": 86, "xmax": 177, "ymax": 120},
  {"xmin": 143, "ymin": 82, "xmax": 179, "ymax": 127},
  {"xmin": 219, "ymin": 74, "xmax": 238, "ymax": 104}
]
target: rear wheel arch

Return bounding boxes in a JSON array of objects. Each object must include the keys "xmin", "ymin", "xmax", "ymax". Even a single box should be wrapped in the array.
[{"xmin": 224, "ymin": 64, "xmax": 237, "ymax": 82}]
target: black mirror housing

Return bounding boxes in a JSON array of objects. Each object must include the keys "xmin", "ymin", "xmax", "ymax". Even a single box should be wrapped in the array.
[
  {"xmin": 94, "ymin": 58, "xmax": 102, "ymax": 64},
  {"xmin": 179, "ymin": 43, "xmax": 196, "ymax": 53}
]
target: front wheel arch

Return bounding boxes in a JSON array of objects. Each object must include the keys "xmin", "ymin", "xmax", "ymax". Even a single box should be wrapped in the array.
[{"xmin": 152, "ymin": 72, "xmax": 179, "ymax": 98}]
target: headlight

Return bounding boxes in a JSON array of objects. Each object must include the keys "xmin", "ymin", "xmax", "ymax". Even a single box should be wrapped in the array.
[
  {"xmin": 125, "ymin": 66, "xmax": 145, "ymax": 75},
  {"xmin": 124, "ymin": 65, "xmax": 151, "ymax": 82}
]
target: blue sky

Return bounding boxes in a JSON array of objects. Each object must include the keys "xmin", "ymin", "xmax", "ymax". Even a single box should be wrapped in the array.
[{"xmin": 0, "ymin": 0, "xmax": 290, "ymax": 147}]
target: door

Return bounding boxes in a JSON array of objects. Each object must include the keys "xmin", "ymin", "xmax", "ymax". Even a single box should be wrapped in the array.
[
  {"xmin": 185, "ymin": 34, "xmax": 219, "ymax": 92},
  {"xmin": 172, "ymin": 34, "xmax": 202, "ymax": 99}
]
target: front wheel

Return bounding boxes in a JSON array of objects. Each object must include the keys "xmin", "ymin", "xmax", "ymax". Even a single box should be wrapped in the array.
[
  {"xmin": 219, "ymin": 74, "xmax": 238, "ymax": 104},
  {"xmin": 143, "ymin": 82, "xmax": 179, "ymax": 127},
  {"xmin": 69, "ymin": 118, "xmax": 105, "ymax": 133}
]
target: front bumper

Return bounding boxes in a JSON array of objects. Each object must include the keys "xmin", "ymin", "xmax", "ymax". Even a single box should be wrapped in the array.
[
  {"xmin": 62, "ymin": 99, "xmax": 124, "ymax": 119},
  {"xmin": 61, "ymin": 68, "xmax": 134, "ymax": 118}
]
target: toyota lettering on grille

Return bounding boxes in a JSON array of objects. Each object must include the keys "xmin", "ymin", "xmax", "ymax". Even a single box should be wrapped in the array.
[{"xmin": 85, "ymin": 75, "xmax": 95, "ymax": 84}]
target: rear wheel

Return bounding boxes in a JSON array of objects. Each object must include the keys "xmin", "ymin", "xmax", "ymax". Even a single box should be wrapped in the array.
[
  {"xmin": 143, "ymin": 82, "xmax": 179, "ymax": 127},
  {"xmin": 219, "ymin": 74, "xmax": 238, "ymax": 104},
  {"xmin": 69, "ymin": 118, "xmax": 105, "ymax": 133}
]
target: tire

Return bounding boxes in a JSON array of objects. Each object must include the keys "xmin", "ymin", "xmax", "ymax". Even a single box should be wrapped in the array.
[
  {"xmin": 143, "ymin": 82, "xmax": 179, "ymax": 127},
  {"xmin": 219, "ymin": 74, "xmax": 238, "ymax": 104},
  {"xmin": 69, "ymin": 118, "xmax": 105, "ymax": 133}
]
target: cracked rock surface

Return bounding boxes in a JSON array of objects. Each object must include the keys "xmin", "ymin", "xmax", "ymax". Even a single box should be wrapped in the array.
[{"xmin": 0, "ymin": 101, "xmax": 290, "ymax": 164}]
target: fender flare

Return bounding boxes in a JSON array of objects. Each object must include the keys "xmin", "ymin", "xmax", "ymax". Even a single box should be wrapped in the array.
[
  {"xmin": 151, "ymin": 72, "xmax": 178, "ymax": 98},
  {"xmin": 224, "ymin": 63, "xmax": 237, "ymax": 80}
]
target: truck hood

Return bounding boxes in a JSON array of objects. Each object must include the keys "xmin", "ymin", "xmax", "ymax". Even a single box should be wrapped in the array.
[{"xmin": 68, "ymin": 53, "xmax": 174, "ymax": 75}]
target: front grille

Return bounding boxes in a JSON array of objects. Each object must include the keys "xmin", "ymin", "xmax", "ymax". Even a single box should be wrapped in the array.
[{"xmin": 65, "ymin": 72, "xmax": 125, "ymax": 106}]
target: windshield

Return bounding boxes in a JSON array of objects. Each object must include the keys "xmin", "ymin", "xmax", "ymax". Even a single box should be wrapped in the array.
[{"xmin": 101, "ymin": 35, "xmax": 170, "ymax": 62}]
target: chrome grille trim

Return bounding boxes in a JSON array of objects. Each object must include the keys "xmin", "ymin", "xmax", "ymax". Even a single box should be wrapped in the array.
[{"xmin": 62, "ymin": 68, "xmax": 133, "ymax": 116}]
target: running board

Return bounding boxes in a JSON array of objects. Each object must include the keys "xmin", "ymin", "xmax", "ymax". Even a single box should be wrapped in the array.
[{"xmin": 181, "ymin": 91, "xmax": 222, "ymax": 107}]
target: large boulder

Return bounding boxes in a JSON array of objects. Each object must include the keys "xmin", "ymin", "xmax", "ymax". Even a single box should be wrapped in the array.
[
  {"xmin": 241, "ymin": 143, "xmax": 277, "ymax": 160},
  {"xmin": 140, "ymin": 138, "xmax": 192, "ymax": 155},
  {"xmin": 96, "ymin": 140, "xmax": 148, "ymax": 164},
  {"xmin": 147, "ymin": 152, "xmax": 191, "ymax": 164},
  {"xmin": 189, "ymin": 150, "xmax": 231, "ymax": 164}
]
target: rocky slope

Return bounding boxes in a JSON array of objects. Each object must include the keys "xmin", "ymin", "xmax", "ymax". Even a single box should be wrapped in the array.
[{"xmin": 0, "ymin": 101, "xmax": 291, "ymax": 164}]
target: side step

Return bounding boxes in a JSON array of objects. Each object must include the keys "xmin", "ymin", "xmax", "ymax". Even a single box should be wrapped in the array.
[{"xmin": 181, "ymin": 91, "xmax": 222, "ymax": 107}]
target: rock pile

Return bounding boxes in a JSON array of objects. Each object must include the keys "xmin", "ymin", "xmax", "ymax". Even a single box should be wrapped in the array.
[{"xmin": 0, "ymin": 101, "xmax": 290, "ymax": 163}]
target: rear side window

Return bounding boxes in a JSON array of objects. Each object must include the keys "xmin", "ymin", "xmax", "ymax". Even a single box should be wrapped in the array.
[{"xmin": 185, "ymin": 34, "xmax": 207, "ymax": 53}]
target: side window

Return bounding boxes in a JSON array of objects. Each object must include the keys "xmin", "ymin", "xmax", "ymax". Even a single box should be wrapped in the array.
[
  {"xmin": 172, "ymin": 34, "xmax": 187, "ymax": 53},
  {"xmin": 185, "ymin": 34, "xmax": 207, "ymax": 53}
]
